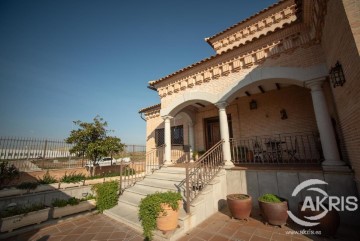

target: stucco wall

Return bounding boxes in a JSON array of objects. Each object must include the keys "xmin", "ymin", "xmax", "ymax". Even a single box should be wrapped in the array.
[{"xmin": 321, "ymin": 0, "xmax": 360, "ymax": 191}]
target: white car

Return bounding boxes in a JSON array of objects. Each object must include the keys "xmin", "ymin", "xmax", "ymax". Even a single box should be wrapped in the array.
[{"xmin": 85, "ymin": 157, "xmax": 116, "ymax": 167}]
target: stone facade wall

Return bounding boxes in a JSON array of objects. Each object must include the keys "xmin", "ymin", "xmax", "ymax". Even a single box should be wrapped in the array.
[{"xmin": 321, "ymin": 0, "xmax": 360, "ymax": 190}]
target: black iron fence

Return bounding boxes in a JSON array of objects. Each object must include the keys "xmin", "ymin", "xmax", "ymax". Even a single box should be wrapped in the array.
[{"xmin": 230, "ymin": 132, "xmax": 322, "ymax": 165}]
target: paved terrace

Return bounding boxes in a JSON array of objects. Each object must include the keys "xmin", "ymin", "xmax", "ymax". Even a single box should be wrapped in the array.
[{"xmin": 4, "ymin": 206, "xmax": 359, "ymax": 241}]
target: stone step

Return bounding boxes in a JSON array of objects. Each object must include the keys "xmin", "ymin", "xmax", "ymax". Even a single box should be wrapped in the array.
[
  {"xmin": 119, "ymin": 191, "xmax": 144, "ymax": 207},
  {"xmin": 136, "ymin": 178, "xmax": 180, "ymax": 191},
  {"xmin": 149, "ymin": 172, "xmax": 186, "ymax": 182},
  {"xmin": 155, "ymin": 166, "xmax": 186, "ymax": 174},
  {"xmin": 127, "ymin": 184, "xmax": 175, "ymax": 196}
]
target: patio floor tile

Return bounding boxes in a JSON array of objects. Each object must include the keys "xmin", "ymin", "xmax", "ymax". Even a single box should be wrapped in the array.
[{"xmin": 2, "ymin": 207, "xmax": 359, "ymax": 241}]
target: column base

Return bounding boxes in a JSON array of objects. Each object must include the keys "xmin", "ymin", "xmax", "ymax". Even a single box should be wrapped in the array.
[
  {"xmin": 224, "ymin": 160, "xmax": 235, "ymax": 168},
  {"xmin": 322, "ymin": 165, "xmax": 351, "ymax": 172},
  {"xmin": 322, "ymin": 160, "xmax": 345, "ymax": 166},
  {"xmin": 163, "ymin": 160, "xmax": 173, "ymax": 166}
]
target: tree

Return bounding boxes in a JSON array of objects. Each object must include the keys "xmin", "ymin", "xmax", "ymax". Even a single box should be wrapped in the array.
[{"xmin": 65, "ymin": 116, "xmax": 124, "ymax": 176}]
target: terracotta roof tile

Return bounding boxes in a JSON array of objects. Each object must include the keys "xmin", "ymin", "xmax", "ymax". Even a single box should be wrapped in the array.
[
  {"xmin": 138, "ymin": 103, "xmax": 161, "ymax": 113},
  {"xmin": 205, "ymin": 0, "xmax": 287, "ymax": 44}
]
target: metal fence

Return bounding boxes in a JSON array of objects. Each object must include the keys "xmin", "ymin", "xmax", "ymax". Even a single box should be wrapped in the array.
[
  {"xmin": 230, "ymin": 132, "xmax": 322, "ymax": 165},
  {"xmin": 0, "ymin": 137, "xmax": 145, "ymax": 160},
  {"xmin": 0, "ymin": 137, "xmax": 145, "ymax": 171}
]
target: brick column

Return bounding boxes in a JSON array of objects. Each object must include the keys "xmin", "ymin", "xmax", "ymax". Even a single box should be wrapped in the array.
[
  {"xmin": 306, "ymin": 78, "xmax": 345, "ymax": 168},
  {"xmin": 216, "ymin": 102, "xmax": 234, "ymax": 168}
]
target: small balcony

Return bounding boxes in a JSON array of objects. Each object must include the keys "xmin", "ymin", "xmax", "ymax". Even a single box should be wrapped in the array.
[{"xmin": 230, "ymin": 132, "xmax": 323, "ymax": 166}]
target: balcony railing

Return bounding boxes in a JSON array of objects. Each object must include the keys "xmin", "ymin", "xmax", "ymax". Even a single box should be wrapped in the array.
[{"xmin": 230, "ymin": 132, "xmax": 322, "ymax": 165}]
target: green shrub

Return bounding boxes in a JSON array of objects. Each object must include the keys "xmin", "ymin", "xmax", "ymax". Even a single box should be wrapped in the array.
[
  {"xmin": 0, "ymin": 161, "xmax": 20, "ymax": 188},
  {"xmin": 52, "ymin": 199, "xmax": 68, "ymax": 207},
  {"xmin": 0, "ymin": 203, "xmax": 46, "ymax": 218},
  {"xmin": 16, "ymin": 182, "xmax": 38, "ymax": 190},
  {"xmin": 52, "ymin": 195, "xmax": 95, "ymax": 208},
  {"xmin": 38, "ymin": 170, "xmax": 58, "ymax": 184},
  {"xmin": 258, "ymin": 193, "xmax": 282, "ymax": 203},
  {"xmin": 92, "ymin": 181, "xmax": 118, "ymax": 213},
  {"xmin": 60, "ymin": 172, "xmax": 86, "ymax": 183},
  {"xmin": 67, "ymin": 197, "xmax": 80, "ymax": 206},
  {"xmin": 139, "ymin": 191, "xmax": 182, "ymax": 240}
]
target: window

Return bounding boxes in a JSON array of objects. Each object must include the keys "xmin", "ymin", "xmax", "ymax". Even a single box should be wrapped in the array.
[
  {"xmin": 155, "ymin": 128, "xmax": 165, "ymax": 147},
  {"xmin": 155, "ymin": 125, "xmax": 184, "ymax": 147}
]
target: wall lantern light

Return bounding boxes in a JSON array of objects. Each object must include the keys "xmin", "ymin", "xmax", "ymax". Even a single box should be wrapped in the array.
[
  {"xmin": 329, "ymin": 61, "xmax": 346, "ymax": 88},
  {"xmin": 249, "ymin": 100, "xmax": 257, "ymax": 110},
  {"xmin": 280, "ymin": 109, "xmax": 288, "ymax": 120}
]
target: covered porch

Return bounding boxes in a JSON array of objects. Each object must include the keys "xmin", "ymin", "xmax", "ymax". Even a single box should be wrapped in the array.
[{"xmin": 159, "ymin": 72, "xmax": 346, "ymax": 170}]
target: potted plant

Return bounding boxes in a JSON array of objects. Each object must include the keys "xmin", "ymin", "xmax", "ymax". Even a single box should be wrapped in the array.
[
  {"xmin": 258, "ymin": 193, "xmax": 288, "ymax": 227},
  {"xmin": 0, "ymin": 203, "xmax": 50, "ymax": 232},
  {"xmin": 298, "ymin": 201, "xmax": 340, "ymax": 237},
  {"xmin": 227, "ymin": 194, "xmax": 252, "ymax": 220},
  {"xmin": 139, "ymin": 191, "xmax": 182, "ymax": 240},
  {"xmin": 51, "ymin": 195, "xmax": 96, "ymax": 219}
]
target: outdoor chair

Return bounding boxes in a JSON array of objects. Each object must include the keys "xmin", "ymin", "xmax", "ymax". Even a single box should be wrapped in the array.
[
  {"xmin": 253, "ymin": 141, "xmax": 264, "ymax": 163},
  {"xmin": 287, "ymin": 137, "xmax": 299, "ymax": 163}
]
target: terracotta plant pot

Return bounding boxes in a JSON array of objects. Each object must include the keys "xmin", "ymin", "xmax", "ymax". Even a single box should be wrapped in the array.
[
  {"xmin": 156, "ymin": 201, "xmax": 181, "ymax": 232},
  {"xmin": 298, "ymin": 202, "xmax": 340, "ymax": 237},
  {"xmin": 227, "ymin": 194, "xmax": 252, "ymax": 220},
  {"xmin": 259, "ymin": 197, "xmax": 288, "ymax": 227}
]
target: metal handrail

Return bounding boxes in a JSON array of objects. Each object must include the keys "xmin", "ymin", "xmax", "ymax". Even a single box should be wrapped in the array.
[
  {"xmin": 180, "ymin": 140, "xmax": 224, "ymax": 214},
  {"xmin": 119, "ymin": 144, "xmax": 165, "ymax": 194}
]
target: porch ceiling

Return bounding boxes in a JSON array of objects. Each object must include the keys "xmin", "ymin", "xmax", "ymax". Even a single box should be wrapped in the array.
[{"xmin": 235, "ymin": 81, "xmax": 292, "ymax": 98}]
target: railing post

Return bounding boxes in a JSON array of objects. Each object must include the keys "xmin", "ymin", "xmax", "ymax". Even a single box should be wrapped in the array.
[
  {"xmin": 120, "ymin": 162, "xmax": 123, "ymax": 193},
  {"xmin": 185, "ymin": 162, "xmax": 190, "ymax": 214}
]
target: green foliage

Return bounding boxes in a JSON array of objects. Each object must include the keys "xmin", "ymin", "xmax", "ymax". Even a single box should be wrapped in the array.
[
  {"xmin": 16, "ymin": 182, "xmax": 38, "ymax": 190},
  {"xmin": 139, "ymin": 191, "xmax": 182, "ymax": 240},
  {"xmin": 92, "ymin": 181, "xmax": 118, "ymax": 213},
  {"xmin": 0, "ymin": 161, "xmax": 20, "ymax": 188},
  {"xmin": 38, "ymin": 170, "xmax": 58, "ymax": 184},
  {"xmin": 65, "ymin": 116, "xmax": 125, "ymax": 168},
  {"xmin": 258, "ymin": 193, "xmax": 282, "ymax": 203},
  {"xmin": 67, "ymin": 197, "xmax": 80, "ymax": 206},
  {"xmin": 52, "ymin": 199, "xmax": 68, "ymax": 207},
  {"xmin": 51, "ymin": 195, "xmax": 95, "ymax": 208},
  {"xmin": 0, "ymin": 204, "xmax": 46, "ymax": 218},
  {"xmin": 60, "ymin": 171, "xmax": 86, "ymax": 183}
]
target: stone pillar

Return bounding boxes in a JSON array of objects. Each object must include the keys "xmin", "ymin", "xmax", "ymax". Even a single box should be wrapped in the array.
[
  {"xmin": 216, "ymin": 102, "xmax": 234, "ymax": 167},
  {"xmin": 163, "ymin": 116, "xmax": 172, "ymax": 166},
  {"xmin": 188, "ymin": 123, "xmax": 195, "ymax": 162},
  {"xmin": 306, "ymin": 78, "xmax": 344, "ymax": 167}
]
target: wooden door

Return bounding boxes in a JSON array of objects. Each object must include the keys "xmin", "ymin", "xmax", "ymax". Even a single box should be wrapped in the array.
[{"xmin": 206, "ymin": 121, "xmax": 221, "ymax": 150}]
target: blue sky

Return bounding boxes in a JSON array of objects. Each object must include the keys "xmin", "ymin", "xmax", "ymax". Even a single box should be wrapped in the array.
[{"xmin": 0, "ymin": 0, "xmax": 276, "ymax": 144}]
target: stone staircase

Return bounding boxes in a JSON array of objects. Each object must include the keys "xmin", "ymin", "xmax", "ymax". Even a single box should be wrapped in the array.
[
  {"xmin": 104, "ymin": 166, "xmax": 227, "ymax": 241},
  {"xmin": 104, "ymin": 166, "xmax": 189, "ymax": 240}
]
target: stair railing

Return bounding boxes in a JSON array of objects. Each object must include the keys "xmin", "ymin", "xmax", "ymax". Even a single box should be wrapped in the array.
[
  {"xmin": 180, "ymin": 140, "xmax": 224, "ymax": 214},
  {"xmin": 119, "ymin": 144, "xmax": 165, "ymax": 194}
]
